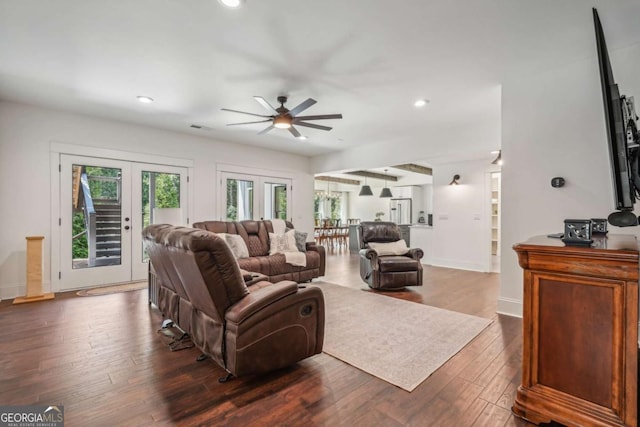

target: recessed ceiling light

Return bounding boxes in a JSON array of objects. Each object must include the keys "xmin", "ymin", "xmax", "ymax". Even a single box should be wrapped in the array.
[
  {"xmin": 137, "ymin": 96, "xmax": 154, "ymax": 104},
  {"xmin": 297, "ymin": 135, "xmax": 307, "ymax": 140},
  {"xmin": 490, "ymin": 150, "xmax": 500, "ymax": 154},
  {"xmin": 414, "ymin": 99, "xmax": 429, "ymax": 108},
  {"xmin": 218, "ymin": 0, "xmax": 243, "ymax": 8}
]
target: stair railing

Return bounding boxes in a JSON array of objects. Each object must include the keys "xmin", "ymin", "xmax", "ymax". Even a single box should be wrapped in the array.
[
  {"xmin": 89, "ymin": 173, "xmax": 121, "ymax": 204},
  {"xmin": 79, "ymin": 172, "xmax": 97, "ymax": 267}
]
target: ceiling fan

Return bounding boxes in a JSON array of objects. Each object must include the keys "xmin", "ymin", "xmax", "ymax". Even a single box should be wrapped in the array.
[{"xmin": 222, "ymin": 96, "xmax": 342, "ymax": 139}]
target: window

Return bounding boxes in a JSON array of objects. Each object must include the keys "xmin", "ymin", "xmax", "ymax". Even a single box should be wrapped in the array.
[
  {"xmin": 314, "ymin": 191, "xmax": 347, "ymax": 223},
  {"xmin": 220, "ymin": 171, "xmax": 291, "ymax": 221}
]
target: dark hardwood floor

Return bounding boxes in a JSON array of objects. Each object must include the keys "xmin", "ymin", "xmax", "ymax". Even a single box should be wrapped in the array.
[{"xmin": 0, "ymin": 253, "xmax": 528, "ymax": 426}]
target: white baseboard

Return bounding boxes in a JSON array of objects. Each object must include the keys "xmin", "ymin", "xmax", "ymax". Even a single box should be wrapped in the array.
[
  {"xmin": 430, "ymin": 257, "xmax": 486, "ymax": 272},
  {"xmin": 0, "ymin": 281, "xmax": 52, "ymax": 300},
  {"xmin": 0, "ymin": 284, "xmax": 23, "ymax": 300},
  {"xmin": 497, "ymin": 297, "xmax": 522, "ymax": 318}
]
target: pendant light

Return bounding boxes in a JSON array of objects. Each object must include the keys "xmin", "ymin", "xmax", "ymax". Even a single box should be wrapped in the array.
[
  {"xmin": 359, "ymin": 176, "xmax": 373, "ymax": 196},
  {"xmin": 379, "ymin": 169, "xmax": 393, "ymax": 198}
]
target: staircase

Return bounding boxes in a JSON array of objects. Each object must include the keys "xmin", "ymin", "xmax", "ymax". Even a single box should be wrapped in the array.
[{"xmin": 93, "ymin": 201, "xmax": 122, "ymax": 266}]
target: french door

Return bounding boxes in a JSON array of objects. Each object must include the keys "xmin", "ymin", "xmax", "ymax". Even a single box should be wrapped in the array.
[
  {"xmin": 58, "ymin": 155, "xmax": 188, "ymax": 290},
  {"xmin": 220, "ymin": 172, "xmax": 291, "ymax": 221}
]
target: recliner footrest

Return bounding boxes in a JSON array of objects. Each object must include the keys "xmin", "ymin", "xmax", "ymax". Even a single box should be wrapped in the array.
[{"xmin": 378, "ymin": 256, "xmax": 421, "ymax": 273}]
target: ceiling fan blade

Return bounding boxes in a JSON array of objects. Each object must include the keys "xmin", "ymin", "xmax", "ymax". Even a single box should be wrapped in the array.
[
  {"xmin": 294, "ymin": 121, "xmax": 332, "ymax": 131},
  {"xmin": 253, "ymin": 96, "xmax": 279, "ymax": 114},
  {"xmin": 221, "ymin": 108, "xmax": 272, "ymax": 118},
  {"xmin": 293, "ymin": 113, "xmax": 343, "ymax": 121},
  {"xmin": 258, "ymin": 124, "xmax": 275, "ymax": 135},
  {"xmin": 288, "ymin": 126, "xmax": 302, "ymax": 138},
  {"xmin": 226, "ymin": 119, "xmax": 272, "ymax": 126},
  {"xmin": 288, "ymin": 98, "xmax": 317, "ymax": 116}
]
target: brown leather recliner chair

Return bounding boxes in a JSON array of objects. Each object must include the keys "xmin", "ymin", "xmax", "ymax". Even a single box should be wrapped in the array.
[
  {"xmin": 143, "ymin": 224, "xmax": 325, "ymax": 379},
  {"xmin": 358, "ymin": 221, "xmax": 424, "ymax": 290}
]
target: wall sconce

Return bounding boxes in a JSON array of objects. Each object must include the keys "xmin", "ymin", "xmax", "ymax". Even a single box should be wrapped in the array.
[
  {"xmin": 358, "ymin": 176, "xmax": 373, "ymax": 196},
  {"xmin": 449, "ymin": 174, "xmax": 461, "ymax": 185},
  {"xmin": 491, "ymin": 150, "xmax": 503, "ymax": 165},
  {"xmin": 379, "ymin": 169, "xmax": 393, "ymax": 198}
]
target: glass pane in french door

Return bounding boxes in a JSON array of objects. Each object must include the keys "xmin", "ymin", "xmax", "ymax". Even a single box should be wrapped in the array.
[
  {"xmin": 263, "ymin": 182, "xmax": 287, "ymax": 220},
  {"xmin": 141, "ymin": 170, "xmax": 182, "ymax": 261},
  {"xmin": 71, "ymin": 164, "xmax": 123, "ymax": 269},
  {"xmin": 226, "ymin": 178, "xmax": 254, "ymax": 220}
]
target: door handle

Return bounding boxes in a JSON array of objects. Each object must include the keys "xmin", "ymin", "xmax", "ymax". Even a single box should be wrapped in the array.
[{"xmin": 124, "ymin": 225, "xmax": 130, "ymax": 230}]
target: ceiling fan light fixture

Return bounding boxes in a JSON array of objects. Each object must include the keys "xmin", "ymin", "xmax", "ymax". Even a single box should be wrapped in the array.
[
  {"xmin": 223, "ymin": 96, "xmax": 342, "ymax": 139},
  {"xmin": 273, "ymin": 116, "xmax": 292, "ymax": 129}
]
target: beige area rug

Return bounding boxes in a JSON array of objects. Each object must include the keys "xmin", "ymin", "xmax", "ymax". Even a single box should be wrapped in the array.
[
  {"xmin": 314, "ymin": 281, "xmax": 492, "ymax": 392},
  {"xmin": 76, "ymin": 281, "xmax": 147, "ymax": 296}
]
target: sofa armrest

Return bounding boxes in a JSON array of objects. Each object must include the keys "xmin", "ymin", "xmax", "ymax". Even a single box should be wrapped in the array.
[
  {"xmin": 239, "ymin": 269, "xmax": 269, "ymax": 286},
  {"xmin": 360, "ymin": 248, "xmax": 379, "ymax": 265},
  {"xmin": 407, "ymin": 248, "xmax": 424, "ymax": 260},
  {"xmin": 225, "ymin": 281, "xmax": 298, "ymax": 324},
  {"xmin": 306, "ymin": 242, "xmax": 326, "ymax": 276}
]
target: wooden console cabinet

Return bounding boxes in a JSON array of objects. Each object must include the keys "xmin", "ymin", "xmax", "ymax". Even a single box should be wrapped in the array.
[{"xmin": 513, "ymin": 234, "xmax": 638, "ymax": 426}]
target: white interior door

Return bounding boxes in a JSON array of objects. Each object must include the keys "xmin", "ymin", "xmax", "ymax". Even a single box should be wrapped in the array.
[{"xmin": 59, "ymin": 155, "xmax": 188, "ymax": 290}]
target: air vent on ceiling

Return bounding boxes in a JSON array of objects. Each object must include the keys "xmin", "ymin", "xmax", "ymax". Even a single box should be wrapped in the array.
[{"xmin": 190, "ymin": 124, "xmax": 213, "ymax": 131}]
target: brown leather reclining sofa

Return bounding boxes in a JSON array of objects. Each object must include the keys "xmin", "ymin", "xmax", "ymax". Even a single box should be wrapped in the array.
[
  {"xmin": 142, "ymin": 224, "xmax": 325, "ymax": 378},
  {"xmin": 193, "ymin": 220, "xmax": 325, "ymax": 283}
]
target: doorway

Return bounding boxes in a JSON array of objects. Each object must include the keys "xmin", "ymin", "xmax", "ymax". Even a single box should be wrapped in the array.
[
  {"xmin": 57, "ymin": 154, "xmax": 188, "ymax": 290},
  {"xmin": 490, "ymin": 171, "xmax": 501, "ymax": 272}
]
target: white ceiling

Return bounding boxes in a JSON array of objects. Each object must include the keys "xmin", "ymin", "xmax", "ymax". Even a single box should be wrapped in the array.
[{"xmin": 1, "ymin": 0, "xmax": 639, "ymax": 158}]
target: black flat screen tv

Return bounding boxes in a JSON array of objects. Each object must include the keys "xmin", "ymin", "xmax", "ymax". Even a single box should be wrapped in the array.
[{"xmin": 593, "ymin": 8, "xmax": 639, "ymax": 227}]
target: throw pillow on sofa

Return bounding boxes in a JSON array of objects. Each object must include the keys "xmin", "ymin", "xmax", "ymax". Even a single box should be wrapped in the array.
[
  {"xmin": 368, "ymin": 240, "xmax": 409, "ymax": 256},
  {"xmin": 269, "ymin": 229, "xmax": 299, "ymax": 255},
  {"xmin": 285, "ymin": 228, "xmax": 308, "ymax": 252},
  {"xmin": 225, "ymin": 234, "xmax": 250, "ymax": 259},
  {"xmin": 293, "ymin": 230, "xmax": 308, "ymax": 252}
]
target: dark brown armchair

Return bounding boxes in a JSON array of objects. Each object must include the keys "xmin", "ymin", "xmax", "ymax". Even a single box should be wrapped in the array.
[
  {"xmin": 143, "ymin": 224, "xmax": 325, "ymax": 379},
  {"xmin": 358, "ymin": 221, "xmax": 424, "ymax": 290}
]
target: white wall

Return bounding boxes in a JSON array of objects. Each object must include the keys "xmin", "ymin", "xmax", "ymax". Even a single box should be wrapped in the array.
[
  {"xmin": 432, "ymin": 160, "xmax": 499, "ymax": 272},
  {"xmin": 0, "ymin": 101, "xmax": 314, "ymax": 299},
  {"xmin": 499, "ymin": 42, "xmax": 640, "ymax": 317}
]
